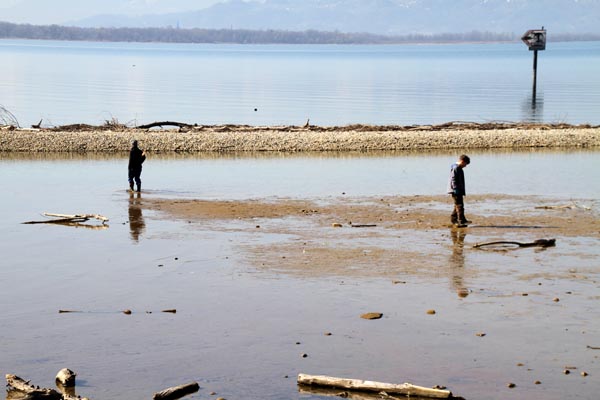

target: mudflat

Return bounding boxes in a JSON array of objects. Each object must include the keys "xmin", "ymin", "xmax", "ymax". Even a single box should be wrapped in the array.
[{"xmin": 142, "ymin": 193, "xmax": 599, "ymax": 279}]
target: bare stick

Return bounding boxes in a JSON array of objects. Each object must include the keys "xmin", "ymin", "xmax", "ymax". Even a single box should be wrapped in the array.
[
  {"xmin": 297, "ymin": 374, "xmax": 452, "ymax": 399},
  {"xmin": 44, "ymin": 213, "xmax": 109, "ymax": 222},
  {"xmin": 152, "ymin": 382, "xmax": 200, "ymax": 400},
  {"xmin": 473, "ymin": 238, "xmax": 555, "ymax": 249}
]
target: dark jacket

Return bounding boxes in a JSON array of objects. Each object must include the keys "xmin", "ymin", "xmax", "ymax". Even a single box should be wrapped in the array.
[
  {"xmin": 447, "ymin": 162, "xmax": 466, "ymax": 196},
  {"xmin": 128, "ymin": 146, "xmax": 146, "ymax": 171}
]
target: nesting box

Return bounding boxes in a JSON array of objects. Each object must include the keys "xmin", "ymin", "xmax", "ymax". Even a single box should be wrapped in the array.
[{"xmin": 521, "ymin": 29, "xmax": 546, "ymax": 51}]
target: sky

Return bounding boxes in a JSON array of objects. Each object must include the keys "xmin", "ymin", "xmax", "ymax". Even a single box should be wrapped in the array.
[{"xmin": 0, "ymin": 0, "xmax": 224, "ymax": 24}]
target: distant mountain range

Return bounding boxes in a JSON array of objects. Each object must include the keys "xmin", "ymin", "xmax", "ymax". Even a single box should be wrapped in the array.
[{"xmin": 67, "ymin": 0, "xmax": 600, "ymax": 35}]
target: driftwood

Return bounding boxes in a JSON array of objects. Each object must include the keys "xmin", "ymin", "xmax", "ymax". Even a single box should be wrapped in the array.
[
  {"xmin": 7, "ymin": 373, "xmax": 198, "ymax": 400},
  {"xmin": 136, "ymin": 121, "xmax": 193, "ymax": 130},
  {"xmin": 5, "ymin": 374, "xmax": 88, "ymax": 400},
  {"xmin": 44, "ymin": 213, "xmax": 109, "ymax": 222},
  {"xmin": 297, "ymin": 374, "xmax": 452, "ymax": 399},
  {"xmin": 535, "ymin": 202, "xmax": 592, "ymax": 211},
  {"xmin": 152, "ymin": 382, "xmax": 200, "ymax": 400},
  {"xmin": 23, "ymin": 213, "xmax": 109, "ymax": 226},
  {"xmin": 473, "ymin": 238, "xmax": 556, "ymax": 249}
]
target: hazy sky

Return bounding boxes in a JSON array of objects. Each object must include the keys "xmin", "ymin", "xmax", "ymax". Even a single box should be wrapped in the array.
[{"xmin": 0, "ymin": 0, "xmax": 225, "ymax": 24}]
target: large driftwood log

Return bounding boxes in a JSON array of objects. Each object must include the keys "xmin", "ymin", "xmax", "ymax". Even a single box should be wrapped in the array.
[
  {"xmin": 6, "ymin": 374, "xmax": 63, "ymax": 400},
  {"xmin": 5, "ymin": 374, "xmax": 88, "ymax": 400},
  {"xmin": 152, "ymin": 382, "xmax": 200, "ymax": 400},
  {"xmin": 297, "ymin": 374, "xmax": 452, "ymax": 399},
  {"xmin": 473, "ymin": 238, "xmax": 555, "ymax": 249}
]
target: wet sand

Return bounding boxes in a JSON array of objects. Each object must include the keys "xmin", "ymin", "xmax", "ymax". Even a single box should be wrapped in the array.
[
  {"xmin": 1, "ymin": 124, "xmax": 599, "ymax": 152},
  {"xmin": 142, "ymin": 194, "xmax": 599, "ymax": 279},
  {"xmin": 134, "ymin": 192, "xmax": 600, "ymax": 399}
]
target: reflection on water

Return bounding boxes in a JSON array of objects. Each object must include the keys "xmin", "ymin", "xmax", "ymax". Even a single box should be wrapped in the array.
[
  {"xmin": 128, "ymin": 192, "xmax": 145, "ymax": 243},
  {"xmin": 522, "ymin": 92, "xmax": 544, "ymax": 122},
  {"xmin": 450, "ymin": 228, "xmax": 469, "ymax": 298}
]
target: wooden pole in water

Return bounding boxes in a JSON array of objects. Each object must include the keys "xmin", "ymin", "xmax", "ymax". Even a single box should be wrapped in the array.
[{"xmin": 533, "ymin": 48, "xmax": 540, "ymax": 103}]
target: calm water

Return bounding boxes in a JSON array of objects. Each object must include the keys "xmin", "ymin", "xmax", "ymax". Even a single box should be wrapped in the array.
[
  {"xmin": 1, "ymin": 39, "xmax": 600, "ymax": 127},
  {"xmin": 1, "ymin": 151, "xmax": 599, "ymax": 400}
]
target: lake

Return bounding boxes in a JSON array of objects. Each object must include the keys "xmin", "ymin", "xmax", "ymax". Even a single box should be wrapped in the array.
[
  {"xmin": 1, "ymin": 39, "xmax": 600, "ymax": 127},
  {"xmin": 1, "ymin": 150, "xmax": 599, "ymax": 400}
]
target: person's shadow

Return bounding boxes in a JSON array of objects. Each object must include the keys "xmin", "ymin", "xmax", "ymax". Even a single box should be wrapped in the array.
[
  {"xmin": 450, "ymin": 228, "xmax": 469, "ymax": 298},
  {"xmin": 128, "ymin": 192, "xmax": 146, "ymax": 243}
]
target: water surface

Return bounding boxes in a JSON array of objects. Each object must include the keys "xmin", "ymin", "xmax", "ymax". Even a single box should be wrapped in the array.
[
  {"xmin": 1, "ymin": 40, "xmax": 600, "ymax": 127},
  {"xmin": 1, "ymin": 150, "xmax": 599, "ymax": 400}
]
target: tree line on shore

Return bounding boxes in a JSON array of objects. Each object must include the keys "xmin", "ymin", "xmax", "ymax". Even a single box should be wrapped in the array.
[{"xmin": 1, "ymin": 21, "xmax": 598, "ymax": 45}]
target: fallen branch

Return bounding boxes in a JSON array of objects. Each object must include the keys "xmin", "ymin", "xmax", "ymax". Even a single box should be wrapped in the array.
[
  {"xmin": 22, "ymin": 213, "xmax": 109, "ymax": 226},
  {"xmin": 136, "ymin": 121, "xmax": 193, "ymax": 130},
  {"xmin": 473, "ymin": 238, "xmax": 555, "ymax": 249},
  {"xmin": 351, "ymin": 224, "xmax": 378, "ymax": 228},
  {"xmin": 297, "ymin": 374, "xmax": 453, "ymax": 399},
  {"xmin": 44, "ymin": 213, "xmax": 109, "ymax": 222},
  {"xmin": 152, "ymin": 382, "xmax": 200, "ymax": 400}
]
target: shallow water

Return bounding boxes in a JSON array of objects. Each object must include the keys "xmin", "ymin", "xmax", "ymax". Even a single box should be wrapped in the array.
[{"xmin": 1, "ymin": 150, "xmax": 599, "ymax": 400}]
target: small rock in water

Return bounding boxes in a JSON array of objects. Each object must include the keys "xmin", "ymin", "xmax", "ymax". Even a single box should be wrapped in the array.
[
  {"xmin": 475, "ymin": 332, "xmax": 486, "ymax": 337},
  {"xmin": 507, "ymin": 382, "xmax": 516, "ymax": 388},
  {"xmin": 581, "ymin": 371, "xmax": 588, "ymax": 377},
  {"xmin": 553, "ymin": 297, "xmax": 560, "ymax": 302},
  {"xmin": 55, "ymin": 368, "xmax": 76, "ymax": 386},
  {"xmin": 426, "ymin": 309, "xmax": 436, "ymax": 315},
  {"xmin": 123, "ymin": 309, "xmax": 132, "ymax": 315},
  {"xmin": 361, "ymin": 312, "xmax": 383, "ymax": 320},
  {"xmin": 332, "ymin": 223, "xmax": 343, "ymax": 228},
  {"xmin": 534, "ymin": 380, "xmax": 541, "ymax": 385}
]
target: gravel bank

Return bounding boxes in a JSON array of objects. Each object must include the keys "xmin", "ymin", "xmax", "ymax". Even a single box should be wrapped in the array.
[{"xmin": 1, "ymin": 126, "xmax": 599, "ymax": 152}]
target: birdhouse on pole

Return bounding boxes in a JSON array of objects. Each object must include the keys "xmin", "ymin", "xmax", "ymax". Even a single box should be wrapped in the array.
[
  {"xmin": 521, "ymin": 28, "xmax": 546, "ymax": 51},
  {"xmin": 521, "ymin": 27, "xmax": 546, "ymax": 102}
]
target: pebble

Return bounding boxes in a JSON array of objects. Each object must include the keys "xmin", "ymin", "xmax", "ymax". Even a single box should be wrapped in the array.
[
  {"xmin": 301, "ymin": 353, "xmax": 308, "ymax": 358},
  {"xmin": 507, "ymin": 382, "xmax": 516, "ymax": 388},
  {"xmin": 475, "ymin": 332, "xmax": 486, "ymax": 337},
  {"xmin": 581, "ymin": 371, "xmax": 588, "ymax": 377},
  {"xmin": 332, "ymin": 223, "xmax": 343, "ymax": 228},
  {"xmin": 361, "ymin": 312, "xmax": 383, "ymax": 320},
  {"xmin": 123, "ymin": 309, "xmax": 132, "ymax": 315},
  {"xmin": 426, "ymin": 309, "xmax": 436, "ymax": 315},
  {"xmin": 553, "ymin": 297, "xmax": 560, "ymax": 302},
  {"xmin": 534, "ymin": 380, "xmax": 541, "ymax": 385}
]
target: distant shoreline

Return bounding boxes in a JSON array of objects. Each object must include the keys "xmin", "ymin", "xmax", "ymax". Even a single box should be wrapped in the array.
[
  {"xmin": 1, "ymin": 21, "xmax": 599, "ymax": 45},
  {"xmin": 1, "ymin": 123, "xmax": 599, "ymax": 152}
]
